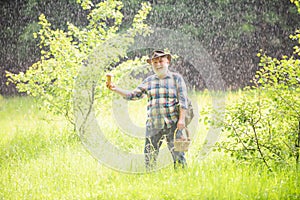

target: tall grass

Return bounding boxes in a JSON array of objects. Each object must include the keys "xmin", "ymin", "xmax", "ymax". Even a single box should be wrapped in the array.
[{"xmin": 0, "ymin": 95, "xmax": 299, "ymax": 199}]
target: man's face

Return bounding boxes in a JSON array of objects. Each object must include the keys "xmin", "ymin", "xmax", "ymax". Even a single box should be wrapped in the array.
[{"xmin": 151, "ymin": 56, "xmax": 169, "ymax": 77}]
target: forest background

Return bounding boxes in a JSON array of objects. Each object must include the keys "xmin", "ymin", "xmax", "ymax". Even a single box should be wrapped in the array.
[{"xmin": 1, "ymin": 0, "xmax": 300, "ymax": 95}]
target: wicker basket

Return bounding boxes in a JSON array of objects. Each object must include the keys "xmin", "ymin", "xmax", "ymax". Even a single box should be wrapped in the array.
[{"xmin": 173, "ymin": 128, "xmax": 190, "ymax": 152}]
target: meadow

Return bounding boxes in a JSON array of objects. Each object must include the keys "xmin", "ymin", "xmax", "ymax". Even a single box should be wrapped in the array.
[{"xmin": 0, "ymin": 94, "xmax": 299, "ymax": 199}]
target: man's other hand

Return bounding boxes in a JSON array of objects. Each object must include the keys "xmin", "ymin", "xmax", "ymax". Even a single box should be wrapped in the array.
[{"xmin": 177, "ymin": 119, "xmax": 185, "ymax": 130}]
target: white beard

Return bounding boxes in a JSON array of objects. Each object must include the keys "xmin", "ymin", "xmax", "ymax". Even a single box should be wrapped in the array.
[{"xmin": 153, "ymin": 63, "xmax": 168, "ymax": 78}]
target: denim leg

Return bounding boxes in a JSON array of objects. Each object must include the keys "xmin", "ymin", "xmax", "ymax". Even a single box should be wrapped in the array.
[
  {"xmin": 144, "ymin": 128, "xmax": 164, "ymax": 171},
  {"xmin": 165, "ymin": 124, "xmax": 187, "ymax": 168}
]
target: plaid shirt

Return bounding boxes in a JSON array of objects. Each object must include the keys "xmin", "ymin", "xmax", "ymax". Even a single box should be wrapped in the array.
[{"xmin": 125, "ymin": 71, "xmax": 188, "ymax": 130}]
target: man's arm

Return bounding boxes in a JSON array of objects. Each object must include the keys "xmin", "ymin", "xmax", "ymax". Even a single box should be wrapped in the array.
[
  {"xmin": 175, "ymin": 74, "xmax": 188, "ymax": 130},
  {"xmin": 177, "ymin": 107, "xmax": 186, "ymax": 130},
  {"xmin": 107, "ymin": 83, "xmax": 130, "ymax": 97},
  {"xmin": 106, "ymin": 81, "xmax": 146, "ymax": 100}
]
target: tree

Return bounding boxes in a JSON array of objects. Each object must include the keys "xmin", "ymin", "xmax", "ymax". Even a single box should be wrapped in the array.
[{"xmin": 7, "ymin": 0, "xmax": 152, "ymax": 129}]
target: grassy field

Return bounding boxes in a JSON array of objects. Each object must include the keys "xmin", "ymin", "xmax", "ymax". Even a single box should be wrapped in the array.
[{"xmin": 0, "ymin": 95, "xmax": 299, "ymax": 199}]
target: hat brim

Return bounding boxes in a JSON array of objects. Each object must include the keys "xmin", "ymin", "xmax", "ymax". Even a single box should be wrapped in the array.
[{"xmin": 146, "ymin": 54, "xmax": 171, "ymax": 64}]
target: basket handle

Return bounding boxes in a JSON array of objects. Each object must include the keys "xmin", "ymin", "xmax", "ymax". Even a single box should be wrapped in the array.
[{"xmin": 173, "ymin": 127, "xmax": 190, "ymax": 141}]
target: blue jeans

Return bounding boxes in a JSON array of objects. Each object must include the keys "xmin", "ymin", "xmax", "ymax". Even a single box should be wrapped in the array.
[{"xmin": 144, "ymin": 122, "xmax": 186, "ymax": 170}]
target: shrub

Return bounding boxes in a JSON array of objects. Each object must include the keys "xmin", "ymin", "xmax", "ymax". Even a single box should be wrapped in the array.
[
  {"xmin": 7, "ymin": 0, "xmax": 152, "ymax": 129},
  {"xmin": 209, "ymin": 24, "xmax": 300, "ymax": 170}
]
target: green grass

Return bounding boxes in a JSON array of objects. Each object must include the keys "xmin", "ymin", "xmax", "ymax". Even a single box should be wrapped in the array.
[{"xmin": 0, "ymin": 95, "xmax": 299, "ymax": 199}]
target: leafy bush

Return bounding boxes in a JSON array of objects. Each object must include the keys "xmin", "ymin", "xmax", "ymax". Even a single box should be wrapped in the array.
[
  {"xmin": 291, "ymin": 0, "xmax": 300, "ymax": 12},
  {"xmin": 209, "ymin": 17, "xmax": 300, "ymax": 169},
  {"xmin": 7, "ymin": 0, "xmax": 152, "ymax": 129}
]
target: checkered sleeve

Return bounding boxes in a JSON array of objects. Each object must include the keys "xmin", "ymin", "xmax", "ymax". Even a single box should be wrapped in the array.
[
  {"xmin": 176, "ymin": 74, "xmax": 188, "ymax": 109},
  {"xmin": 124, "ymin": 80, "xmax": 148, "ymax": 100}
]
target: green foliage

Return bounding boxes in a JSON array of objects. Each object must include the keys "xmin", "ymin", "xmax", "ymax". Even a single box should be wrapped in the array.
[
  {"xmin": 2, "ymin": 0, "xmax": 300, "ymax": 95},
  {"xmin": 291, "ymin": 0, "xmax": 300, "ymax": 13},
  {"xmin": 0, "ymin": 96, "xmax": 299, "ymax": 199},
  {"xmin": 7, "ymin": 1, "xmax": 152, "ymax": 127},
  {"xmin": 209, "ymin": 28, "xmax": 300, "ymax": 169}
]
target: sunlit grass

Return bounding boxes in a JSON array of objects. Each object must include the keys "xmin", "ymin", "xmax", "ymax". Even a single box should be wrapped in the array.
[{"xmin": 0, "ymin": 95, "xmax": 299, "ymax": 199}]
